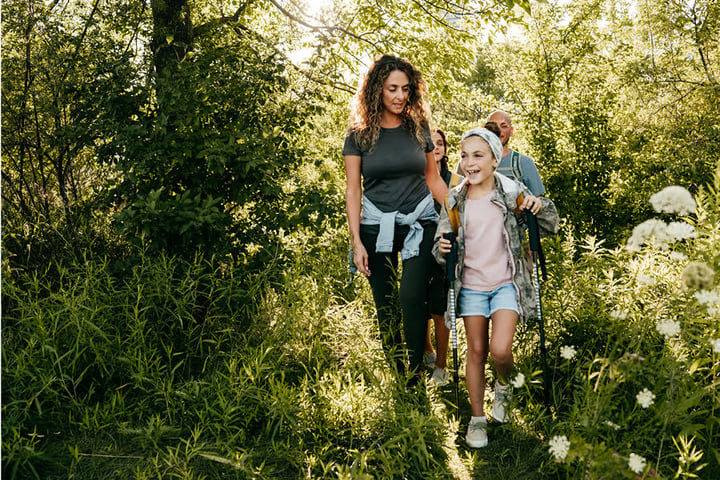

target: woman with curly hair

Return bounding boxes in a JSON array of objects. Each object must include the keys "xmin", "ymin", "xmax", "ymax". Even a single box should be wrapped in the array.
[{"xmin": 343, "ymin": 54, "xmax": 448, "ymax": 386}]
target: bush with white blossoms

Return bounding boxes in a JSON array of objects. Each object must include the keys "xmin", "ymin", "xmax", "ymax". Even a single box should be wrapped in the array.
[
  {"xmin": 525, "ymin": 180, "xmax": 720, "ymax": 478},
  {"xmin": 548, "ymin": 435, "xmax": 571, "ymax": 461},
  {"xmin": 560, "ymin": 345, "xmax": 577, "ymax": 360},
  {"xmin": 649, "ymin": 186, "xmax": 697, "ymax": 215},
  {"xmin": 636, "ymin": 388, "xmax": 655, "ymax": 408},
  {"xmin": 628, "ymin": 453, "xmax": 647, "ymax": 474}
]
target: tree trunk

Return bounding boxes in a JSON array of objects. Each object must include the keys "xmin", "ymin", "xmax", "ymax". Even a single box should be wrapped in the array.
[{"xmin": 150, "ymin": 0, "xmax": 193, "ymax": 103}]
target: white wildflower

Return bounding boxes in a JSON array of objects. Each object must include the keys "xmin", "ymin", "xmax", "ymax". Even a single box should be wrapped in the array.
[
  {"xmin": 637, "ymin": 273, "xmax": 656, "ymax": 286},
  {"xmin": 666, "ymin": 221, "xmax": 696, "ymax": 242},
  {"xmin": 627, "ymin": 219, "xmax": 672, "ymax": 250},
  {"xmin": 548, "ymin": 435, "xmax": 571, "ymax": 461},
  {"xmin": 636, "ymin": 388, "xmax": 656, "ymax": 408},
  {"xmin": 610, "ymin": 309, "xmax": 628, "ymax": 320},
  {"xmin": 709, "ymin": 306, "xmax": 720, "ymax": 316},
  {"xmin": 656, "ymin": 317, "xmax": 681, "ymax": 338},
  {"xmin": 628, "ymin": 453, "xmax": 647, "ymax": 474},
  {"xmin": 560, "ymin": 345, "xmax": 577, "ymax": 360},
  {"xmin": 710, "ymin": 338, "xmax": 720, "ymax": 353},
  {"xmin": 511, "ymin": 373, "xmax": 525, "ymax": 388},
  {"xmin": 694, "ymin": 289, "xmax": 720, "ymax": 306},
  {"xmin": 649, "ymin": 186, "xmax": 696, "ymax": 215},
  {"xmin": 603, "ymin": 420, "xmax": 621, "ymax": 431}
]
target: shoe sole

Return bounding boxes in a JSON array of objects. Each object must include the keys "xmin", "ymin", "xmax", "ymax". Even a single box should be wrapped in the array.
[
  {"xmin": 491, "ymin": 404, "xmax": 510, "ymax": 423},
  {"xmin": 490, "ymin": 412, "xmax": 508, "ymax": 423},
  {"xmin": 466, "ymin": 438, "xmax": 488, "ymax": 448}
]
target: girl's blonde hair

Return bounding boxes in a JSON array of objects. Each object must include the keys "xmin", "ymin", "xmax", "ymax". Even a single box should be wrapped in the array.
[{"xmin": 347, "ymin": 54, "xmax": 430, "ymax": 150}]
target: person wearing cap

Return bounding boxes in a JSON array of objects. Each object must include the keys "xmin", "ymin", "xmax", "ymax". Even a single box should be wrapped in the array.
[
  {"xmin": 485, "ymin": 110, "xmax": 546, "ymax": 196},
  {"xmin": 433, "ymin": 127, "xmax": 559, "ymax": 448}
]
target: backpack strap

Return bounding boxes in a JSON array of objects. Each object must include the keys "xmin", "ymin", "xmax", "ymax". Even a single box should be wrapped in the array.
[
  {"xmin": 444, "ymin": 172, "xmax": 464, "ymax": 234},
  {"xmin": 511, "ymin": 150, "xmax": 522, "ymax": 183},
  {"xmin": 445, "ymin": 197, "xmax": 461, "ymax": 234}
]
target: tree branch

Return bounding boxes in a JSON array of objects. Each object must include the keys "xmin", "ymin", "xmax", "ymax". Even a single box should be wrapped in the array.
[
  {"xmin": 266, "ymin": 0, "xmax": 382, "ymax": 52},
  {"xmin": 230, "ymin": 23, "xmax": 355, "ymax": 94},
  {"xmin": 192, "ymin": 0, "xmax": 251, "ymax": 38}
]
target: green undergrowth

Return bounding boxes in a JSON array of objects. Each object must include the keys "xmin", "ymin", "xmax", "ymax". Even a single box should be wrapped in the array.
[{"xmin": 3, "ymin": 175, "xmax": 720, "ymax": 479}]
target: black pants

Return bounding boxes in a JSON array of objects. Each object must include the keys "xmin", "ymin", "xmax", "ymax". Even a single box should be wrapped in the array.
[{"xmin": 360, "ymin": 223, "xmax": 435, "ymax": 375}]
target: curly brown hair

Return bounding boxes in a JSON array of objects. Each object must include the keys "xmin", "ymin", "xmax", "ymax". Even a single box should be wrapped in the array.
[{"xmin": 347, "ymin": 54, "xmax": 430, "ymax": 151}]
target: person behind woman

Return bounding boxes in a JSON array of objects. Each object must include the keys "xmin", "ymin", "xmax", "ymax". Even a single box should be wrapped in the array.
[
  {"xmin": 343, "ymin": 54, "xmax": 448, "ymax": 386},
  {"xmin": 433, "ymin": 127, "xmax": 558, "ymax": 447},
  {"xmin": 423, "ymin": 128, "xmax": 452, "ymax": 385}
]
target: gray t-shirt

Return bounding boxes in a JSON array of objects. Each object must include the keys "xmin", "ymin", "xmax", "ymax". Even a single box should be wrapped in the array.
[
  {"xmin": 343, "ymin": 124, "xmax": 434, "ymax": 214},
  {"xmin": 497, "ymin": 149, "xmax": 546, "ymax": 196}
]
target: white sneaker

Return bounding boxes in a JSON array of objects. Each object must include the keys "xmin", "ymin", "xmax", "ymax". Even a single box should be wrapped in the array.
[
  {"xmin": 423, "ymin": 351, "xmax": 436, "ymax": 368},
  {"xmin": 430, "ymin": 367, "xmax": 450, "ymax": 386},
  {"xmin": 465, "ymin": 417, "xmax": 488, "ymax": 448},
  {"xmin": 491, "ymin": 382, "xmax": 512, "ymax": 423}
]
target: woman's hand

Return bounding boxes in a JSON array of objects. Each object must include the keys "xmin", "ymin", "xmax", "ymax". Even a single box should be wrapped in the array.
[
  {"xmin": 437, "ymin": 233, "xmax": 452, "ymax": 255},
  {"xmin": 521, "ymin": 195, "xmax": 543, "ymax": 214},
  {"xmin": 353, "ymin": 242, "xmax": 371, "ymax": 276}
]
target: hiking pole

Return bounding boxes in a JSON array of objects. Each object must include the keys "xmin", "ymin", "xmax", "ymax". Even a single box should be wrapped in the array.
[
  {"xmin": 442, "ymin": 231, "xmax": 460, "ymax": 415},
  {"xmin": 524, "ymin": 210, "xmax": 551, "ymax": 407}
]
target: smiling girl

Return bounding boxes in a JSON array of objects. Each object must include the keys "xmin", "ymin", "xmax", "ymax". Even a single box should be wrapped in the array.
[{"xmin": 433, "ymin": 127, "xmax": 558, "ymax": 447}]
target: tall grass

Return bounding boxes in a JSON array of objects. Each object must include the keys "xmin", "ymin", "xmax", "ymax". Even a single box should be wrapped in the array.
[{"xmin": 3, "ymin": 173, "xmax": 720, "ymax": 479}]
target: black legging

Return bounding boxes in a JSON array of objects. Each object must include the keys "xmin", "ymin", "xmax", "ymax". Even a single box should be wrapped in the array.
[{"xmin": 360, "ymin": 223, "xmax": 435, "ymax": 376}]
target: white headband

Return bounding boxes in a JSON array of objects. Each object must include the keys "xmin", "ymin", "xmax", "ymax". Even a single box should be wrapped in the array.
[{"xmin": 461, "ymin": 128, "xmax": 503, "ymax": 162}]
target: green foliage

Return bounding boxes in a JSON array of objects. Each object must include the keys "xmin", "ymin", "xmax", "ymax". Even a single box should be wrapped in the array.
[
  {"xmin": 2, "ymin": 252, "xmax": 254, "ymax": 460},
  {"xmin": 1, "ymin": 0, "xmax": 141, "ymax": 267},
  {"xmin": 462, "ymin": 0, "xmax": 720, "ymax": 245},
  {"xmin": 0, "ymin": 233, "xmax": 452, "ymax": 479},
  {"xmin": 103, "ymin": 34, "xmax": 314, "ymax": 257}
]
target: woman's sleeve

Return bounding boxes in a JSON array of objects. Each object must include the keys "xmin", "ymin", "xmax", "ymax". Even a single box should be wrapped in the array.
[{"xmin": 342, "ymin": 131, "xmax": 362, "ymax": 156}]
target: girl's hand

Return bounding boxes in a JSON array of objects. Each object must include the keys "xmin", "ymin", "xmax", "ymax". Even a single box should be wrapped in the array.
[
  {"xmin": 437, "ymin": 234, "xmax": 452, "ymax": 254},
  {"xmin": 353, "ymin": 243, "xmax": 371, "ymax": 276},
  {"xmin": 521, "ymin": 195, "xmax": 543, "ymax": 214}
]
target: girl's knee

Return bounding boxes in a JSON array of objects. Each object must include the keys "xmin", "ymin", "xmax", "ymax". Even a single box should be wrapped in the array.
[
  {"xmin": 467, "ymin": 344, "xmax": 488, "ymax": 363},
  {"xmin": 490, "ymin": 347, "xmax": 513, "ymax": 367}
]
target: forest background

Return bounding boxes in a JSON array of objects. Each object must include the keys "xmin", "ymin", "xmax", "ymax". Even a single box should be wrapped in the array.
[{"xmin": 2, "ymin": 0, "xmax": 720, "ymax": 478}]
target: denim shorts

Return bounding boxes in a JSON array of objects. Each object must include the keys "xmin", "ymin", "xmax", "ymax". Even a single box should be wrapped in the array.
[{"xmin": 458, "ymin": 282, "xmax": 519, "ymax": 318}]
